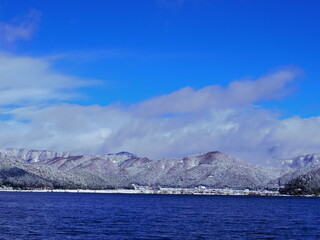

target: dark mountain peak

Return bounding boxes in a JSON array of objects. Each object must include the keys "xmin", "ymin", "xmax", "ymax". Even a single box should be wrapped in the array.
[{"xmin": 114, "ymin": 152, "xmax": 136, "ymax": 158}]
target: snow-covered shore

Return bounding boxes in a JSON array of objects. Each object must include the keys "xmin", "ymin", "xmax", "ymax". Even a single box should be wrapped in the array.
[{"xmin": 0, "ymin": 186, "xmax": 287, "ymax": 196}]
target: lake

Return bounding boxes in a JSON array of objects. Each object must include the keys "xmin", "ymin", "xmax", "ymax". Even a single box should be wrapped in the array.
[{"xmin": 0, "ymin": 192, "xmax": 319, "ymax": 239}]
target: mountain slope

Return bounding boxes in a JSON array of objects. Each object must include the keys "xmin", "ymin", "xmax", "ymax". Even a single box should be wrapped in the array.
[
  {"xmin": 282, "ymin": 153, "xmax": 320, "ymax": 169},
  {"xmin": 0, "ymin": 149, "xmax": 283, "ymax": 190},
  {"xmin": 0, "ymin": 154, "xmax": 126, "ymax": 190},
  {"xmin": 279, "ymin": 167, "xmax": 320, "ymax": 195}
]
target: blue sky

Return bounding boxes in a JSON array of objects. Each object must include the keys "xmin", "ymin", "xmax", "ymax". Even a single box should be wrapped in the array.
[{"xmin": 0, "ymin": 0, "xmax": 319, "ymax": 164}]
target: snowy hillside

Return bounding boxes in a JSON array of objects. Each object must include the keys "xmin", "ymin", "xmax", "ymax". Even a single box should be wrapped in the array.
[{"xmin": 0, "ymin": 148, "xmax": 286, "ymax": 190}]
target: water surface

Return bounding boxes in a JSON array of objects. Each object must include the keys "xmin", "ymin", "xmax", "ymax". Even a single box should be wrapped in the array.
[{"xmin": 0, "ymin": 192, "xmax": 319, "ymax": 239}]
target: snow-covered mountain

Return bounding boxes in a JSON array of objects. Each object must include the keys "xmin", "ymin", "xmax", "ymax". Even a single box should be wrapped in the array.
[
  {"xmin": 0, "ymin": 148, "xmax": 319, "ymax": 193},
  {"xmin": 0, "ymin": 148, "xmax": 71, "ymax": 163},
  {"xmin": 0, "ymin": 148, "xmax": 284, "ymax": 190},
  {"xmin": 282, "ymin": 153, "xmax": 320, "ymax": 169}
]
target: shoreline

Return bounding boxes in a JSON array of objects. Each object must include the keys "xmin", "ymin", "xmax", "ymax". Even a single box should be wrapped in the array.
[{"xmin": 0, "ymin": 187, "xmax": 299, "ymax": 197}]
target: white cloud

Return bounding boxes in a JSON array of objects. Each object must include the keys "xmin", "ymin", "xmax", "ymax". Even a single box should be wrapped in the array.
[
  {"xmin": 0, "ymin": 10, "xmax": 41, "ymax": 46},
  {"xmin": 0, "ymin": 60, "xmax": 318, "ymax": 166},
  {"xmin": 3, "ymin": 101, "xmax": 320, "ymax": 167},
  {"xmin": 0, "ymin": 52, "xmax": 98, "ymax": 106},
  {"xmin": 263, "ymin": 116, "xmax": 320, "ymax": 159},
  {"xmin": 133, "ymin": 68, "xmax": 299, "ymax": 117}
]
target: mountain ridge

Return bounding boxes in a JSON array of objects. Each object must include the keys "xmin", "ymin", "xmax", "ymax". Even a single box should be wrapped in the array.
[{"xmin": 1, "ymin": 148, "xmax": 320, "ymax": 194}]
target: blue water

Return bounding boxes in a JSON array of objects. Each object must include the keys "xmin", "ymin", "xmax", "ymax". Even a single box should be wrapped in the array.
[{"xmin": 0, "ymin": 192, "xmax": 319, "ymax": 239}]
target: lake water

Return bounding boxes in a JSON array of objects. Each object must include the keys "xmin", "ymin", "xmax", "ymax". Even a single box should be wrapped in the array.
[{"xmin": 0, "ymin": 192, "xmax": 319, "ymax": 239}]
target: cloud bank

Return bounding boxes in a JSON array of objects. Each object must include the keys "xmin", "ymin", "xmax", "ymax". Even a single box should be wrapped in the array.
[{"xmin": 0, "ymin": 53, "xmax": 318, "ymax": 166}]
